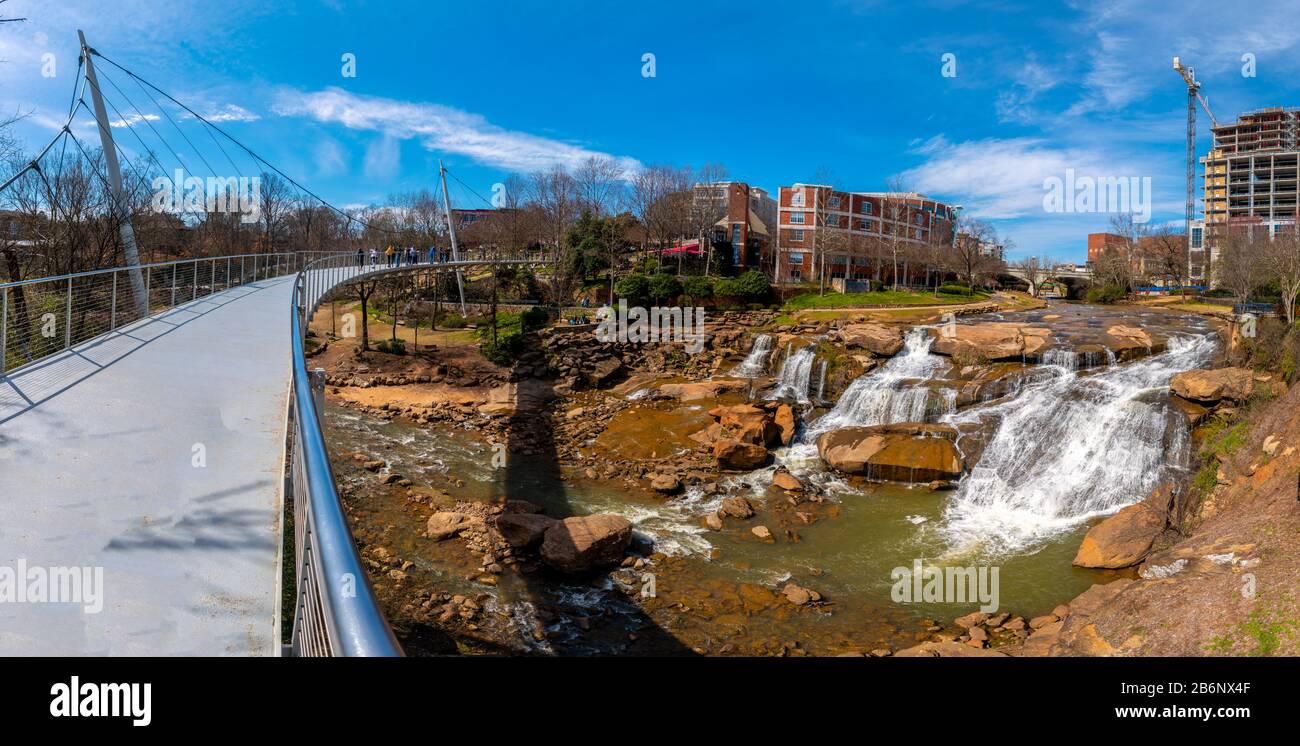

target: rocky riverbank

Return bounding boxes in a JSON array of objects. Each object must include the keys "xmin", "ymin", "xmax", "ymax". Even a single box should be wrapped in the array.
[{"xmin": 311, "ymin": 300, "xmax": 1275, "ymax": 656}]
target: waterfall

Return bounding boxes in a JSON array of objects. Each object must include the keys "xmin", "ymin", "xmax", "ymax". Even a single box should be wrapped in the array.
[
  {"xmin": 732, "ymin": 333, "xmax": 774, "ymax": 377},
  {"xmin": 939, "ymin": 333, "xmax": 1218, "ymax": 554},
  {"xmin": 1041, "ymin": 347, "xmax": 1078, "ymax": 371},
  {"xmin": 816, "ymin": 359, "xmax": 828, "ymax": 402},
  {"xmin": 805, "ymin": 327, "xmax": 952, "ymax": 435},
  {"xmin": 769, "ymin": 345, "xmax": 817, "ymax": 403}
]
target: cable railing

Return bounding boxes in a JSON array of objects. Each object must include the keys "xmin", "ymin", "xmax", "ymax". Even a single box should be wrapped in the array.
[{"xmin": 0, "ymin": 251, "xmax": 335, "ymax": 375}]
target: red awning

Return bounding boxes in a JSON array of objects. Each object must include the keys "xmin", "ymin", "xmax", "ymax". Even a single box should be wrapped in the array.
[{"xmin": 658, "ymin": 239, "xmax": 702, "ymax": 256}]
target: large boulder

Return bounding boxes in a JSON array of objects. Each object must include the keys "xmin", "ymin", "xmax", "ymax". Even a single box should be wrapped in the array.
[
  {"xmin": 713, "ymin": 439, "xmax": 770, "ymax": 470},
  {"xmin": 816, "ymin": 423, "xmax": 963, "ymax": 482},
  {"xmin": 709, "ymin": 404, "xmax": 780, "ymax": 447},
  {"xmin": 774, "ymin": 404, "xmax": 797, "ymax": 446},
  {"xmin": 1105, "ymin": 325, "xmax": 1156, "ymax": 359},
  {"xmin": 929, "ymin": 323, "xmax": 1051, "ymax": 362},
  {"xmin": 1072, "ymin": 488, "xmax": 1172, "ymax": 569},
  {"xmin": 1169, "ymin": 367, "xmax": 1254, "ymax": 404},
  {"xmin": 658, "ymin": 379, "xmax": 748, "ymax": 401},
  {"xmin": 584, "ymin": 356, "xmax": 625, "ymax": 387},
  {"xmin": 539, "ymin": 514, "xmax": 633, "ymax": 574},
  {"xmin": 835, "ymin": 323, "xmax": 904, "ymax": 357},
  {"xmin": 495, "ymin": 513, "xmax": 559, "ymax": 549}
]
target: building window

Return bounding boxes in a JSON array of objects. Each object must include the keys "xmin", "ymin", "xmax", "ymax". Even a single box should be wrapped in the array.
[
  {"xmin": 858, "ymin": 219, "xmax": 870, "ymax": 230},
  {"xmin": 1191, "ymin": 227, "xmax": 1203, "ymax": 248},
  {"xmin": 824, "ymin": 216, "xmax": 838, "ymax": 228},
  {"xmin": 862, "ymin": 202, "xmax": 873, "ymax": 214},
  {"xmin": 789, "ymin": 269, "xmax": 801, "ymax": 280},
  {"xmin": 791, "ymin": 229, "xmax": 804, "ymax": 242},
  {"xmin": 791, "ymin": 191, "xmax": 805, "ymax": 207},
  {"xmin": 828, "ymin": 196, "xmax": 840, "ymax": 209},
  {"xmin": 789, "ymin": 212, "xmax": 805, "ymax": 224},
  {"xmin": 789, "ymin": 251, "xmax": 805, "ymax": 263}
]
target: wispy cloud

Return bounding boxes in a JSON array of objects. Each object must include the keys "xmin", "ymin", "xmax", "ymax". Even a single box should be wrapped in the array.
[{"xmin": 272, "ymin": 86, "xmax": 642, "ymax": 175}]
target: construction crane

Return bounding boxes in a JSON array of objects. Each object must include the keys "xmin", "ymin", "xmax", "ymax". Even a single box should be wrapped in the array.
[{"xmin": 1172, "ymin": 57, "xmax": 1217, "ymax": 258}]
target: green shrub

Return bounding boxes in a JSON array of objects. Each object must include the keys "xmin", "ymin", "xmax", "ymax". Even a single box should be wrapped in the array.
[
  {"xmin": 681, "ymin": 275, "xmax": 714, "ymax": 303},
  {"xmin": 938, "ymin": 283, "xmax": 970, "ymax": 295},
  {"xmin": 521, "ymin": 306, "xmax": 549, "ymax": 329},
  {"xmin": 647, "ymin": 273, "xmax": 682, "ymax": 303},
  {"xmin": 480, "ymin": 330, "xmax": 523, "ymax": 365},
  {"xmin": 615, "ymin": 273, "xmax": 650, "ymax": 303},
  {"xmin": 716, "ymin": 270, "xmax": 771, "ymax": 301},
  {"xmin": 1086, "ymin": 284, "xmax": 1127, "ymax": 304},
  {"xmin": 375, "ymin": 338, "xmax": 406, "ymax": 355}
]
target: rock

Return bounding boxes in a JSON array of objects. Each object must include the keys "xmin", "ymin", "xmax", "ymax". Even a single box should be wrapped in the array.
[
  {"xmin": 379, "ymin": 473, "xmax": 403, "ymax": 485},
  {"xmin": 1028, "ymin": 614, "xmax": 1059, "ymax": 630},
  {"xmin": 658, "ymin": 379, "xmax": 748, "ymax": 401},
  {"xmin": 771, "ymin": 471, "xmax": 804, "ymax": 492},
  {"xmin": 816, "ymin": 424, "xmax": 963, "ymax": 482},
  {"xmin": 774, "ymin": 404, "xmax": 797, "ymax": 446},
  {"xmin": 362, "ymin": 460, "xmax": 385, "ymax": 472},
  {"xmin": 713, "ymin": 439, "xmax": 770, "ymax": 470},
  {"xmin": 1170, "ymin": 367, "xmax": 1255, "ymax": 403},
  {"xmin": 1072, "ymin": 487, "xmax": 1172, "ymax": 568},
  {"xmin": 954, "ymin": 611, "xmax": 989, "ymax": 629},
  {"xmin": 539, "ymin": 514, "xmax": 633, "ymax": 574},
  {"xmin": 782, "ymin": 583, "xmax": 821, "ymax": 605},
  {"xmin": 719, "ymin": 496, "xmax": 755, "ymax": 519},
  {"xmin": 426, "ymin": 512, "xmax": 481, "ymax": 541},
  {"xmin": 649, "ymin": 474, "xmax": 682, "ymax": 494},
  {"xmin": 835, "ymin": 323, "xmax": 904, "ymax": 357},
  {"xmin": 494, "ymin": 513, "xmax": 559, "ymax": 550},
  {"xmin": 894, "ymin": 641, "xmax": 1009, "ymax": 658},
  {"xmin": 705, "ymin": 513, "xmax": 723, "ymax": 531},
  {"xmin": 929, "ymin": 322, "xmax": 1051, "ymax": 362},
  {"xmin": 710, "ymin": 404, "xmax": 780, "ymax": 447},
  {"xmin": 585, "ymin": 357, "xmax": 625, "ymax": 387},
  {"xmin": 751, "ymin": 525, "xmax": 773, "ymax": 541}
]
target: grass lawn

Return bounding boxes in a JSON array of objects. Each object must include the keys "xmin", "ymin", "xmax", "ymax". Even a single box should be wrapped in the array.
[{"xmin": 783, "ymin": 288, "xmax": 989, "ymax": 311}]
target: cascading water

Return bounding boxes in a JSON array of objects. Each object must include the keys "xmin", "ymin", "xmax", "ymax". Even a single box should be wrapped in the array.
[
  {"xmin": 769, "ymin": 345, "xmax": 817, "ymax": 403},
  {"xmin": 939, "ymin": 333, "xmax": 1218, "ymax": 554},
  {"xmin": 732, "ymin": 333, "xmax": 774, "ymax": 377},
  {"xmin": 806, "ymin": 327, "xmax": 953, "ymax": 435}
]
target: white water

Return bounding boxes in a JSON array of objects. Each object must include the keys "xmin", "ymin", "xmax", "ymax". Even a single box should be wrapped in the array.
[
  {"xmin": 805, "ymin": 327, "xmax": 953, "ymax": 435},
  {"xmin": 938, "ymin": 333, "xmax": 1217, "ymax": 554},
  {"xmin": 732, "ymin": 333, "xmax": 774, "ymax": 377},
  {"xmin": 769, "ymin": 345, "xmax": 817, "ymax": 403}
]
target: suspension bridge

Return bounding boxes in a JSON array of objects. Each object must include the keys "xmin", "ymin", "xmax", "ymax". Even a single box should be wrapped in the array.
[{"xmin": 0, "ymin": 32, "xmax": 530, "ymax": 655}]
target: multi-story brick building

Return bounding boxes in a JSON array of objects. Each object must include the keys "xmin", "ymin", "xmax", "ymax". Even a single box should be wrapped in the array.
[
  {"xmin": 774, "ymin": 184, "xmax": 956, "ymax": 284},
  {"xmin": 692, "ymin": 182, "xmax": 777, "ymax": 272},
  {"xmin": 1196, "ymin": 108, "xmax": 1300, "ymax": 284}
]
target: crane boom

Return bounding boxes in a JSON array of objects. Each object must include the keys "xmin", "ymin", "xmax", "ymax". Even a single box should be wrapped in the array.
[{"xmin": 1173, "ymin": 56, "xmax": 1215, "ymax": 283}]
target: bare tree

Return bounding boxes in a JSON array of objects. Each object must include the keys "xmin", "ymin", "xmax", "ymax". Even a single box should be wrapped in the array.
[
  {"xmin": 689, "ymin": 163, "xmax": 728, "ymax": 276},
  {"xmin": 530, "ymin": 165, "xmax": 579, "ymax": 311},
  {"xmin": 573, "ymin": 155, "xmax": 625, "ymax": 217},
  {"xmin": 1217, "ymin": 224, "xmax": 1265, "ymax": 306},
  {"xmin": 1145, "ymin": 223, "xmax": 1189, "ymax": 296},
  {"xmin": 1262, "ymin": 223, "xmax": 1300, "ymax": 324},
  {"xmin": 256, "ymin": 171, "xmax": 292, "ymax": 252},
  {"xmin": 1014, "ymin": 255, "xmax": 1045, "ymax": 297},
  {"xmin": 629, "ymin": 164, "xmax": 690, "ymax": 271}
]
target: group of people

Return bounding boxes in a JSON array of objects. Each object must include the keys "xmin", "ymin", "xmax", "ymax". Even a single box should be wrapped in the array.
[{"xmin": 354, "ymin": 245, "xmax": 458, "ymax": 268}]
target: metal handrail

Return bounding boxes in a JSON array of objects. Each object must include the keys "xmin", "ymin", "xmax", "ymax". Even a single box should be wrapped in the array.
[{"xmin": 286, "ymin": 252, "xmax": 543, "ymax": 656}]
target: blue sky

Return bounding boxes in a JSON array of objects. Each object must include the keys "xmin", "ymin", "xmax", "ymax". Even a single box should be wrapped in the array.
[{"xmin": 3, "ymin": 0, "xmax": 1300, "ymax": 262}]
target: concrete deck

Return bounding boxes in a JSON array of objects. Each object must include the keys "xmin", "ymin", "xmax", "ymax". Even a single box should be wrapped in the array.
[{"xmin": 0, "ymin": 276, "xmax": 295, "ymax": 655}]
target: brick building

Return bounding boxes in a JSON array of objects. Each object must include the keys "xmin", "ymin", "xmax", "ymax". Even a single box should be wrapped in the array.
[{"xmin": 692, "ymin": 182, "xmax": 777, "ymax": 272}]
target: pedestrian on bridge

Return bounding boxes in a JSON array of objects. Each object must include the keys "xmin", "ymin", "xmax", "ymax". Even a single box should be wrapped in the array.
[
  {"xmin": 369, "ymin": 247, "xmax": 379, "ymax": 266},
  {"xmin": 408, "ymin": 246, "xmax": 418, "ymax": 265},
  {"xmin": 428, "ymin": 246, "xmax": 436, "ymax": 264},
  {"xmin": 385, "ymin": 245, "xmax": 396, "ymax": 267},
  {"xmin": 355, "ymin": 247, "xmax": 364, "ymax": 267}
]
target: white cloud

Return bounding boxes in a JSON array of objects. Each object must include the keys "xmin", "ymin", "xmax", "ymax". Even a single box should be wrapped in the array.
[
  {"xmin": 198, "ymin": 104, "xmax": 259, "ymax": 123},
  {"xmin": 272, "ymin": 86, "xmax": 642, "ymax": 175},
  {"xmin": 106, "ymin": 113, "xmax": 159, "ymax": 128}
]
